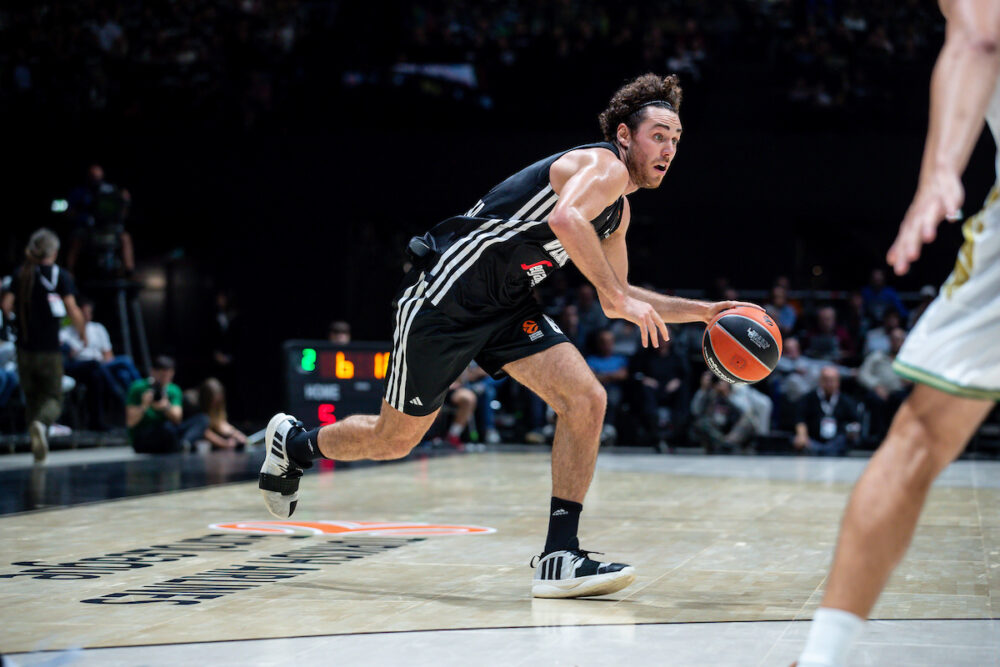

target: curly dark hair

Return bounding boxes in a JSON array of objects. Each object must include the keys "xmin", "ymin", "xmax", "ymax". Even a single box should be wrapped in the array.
[{"xmin": 598, "ymin": 73, "xmax": 683, "ymax": 142}]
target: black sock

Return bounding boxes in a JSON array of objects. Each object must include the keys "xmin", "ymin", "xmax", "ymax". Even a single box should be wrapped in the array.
[
  {"xmin": 543, "ymin": 497, "xmax": 582, "ymax": 555},
  {"xmin": 285, "ymin": 427, "xmax": 325, "ymax": 468}
]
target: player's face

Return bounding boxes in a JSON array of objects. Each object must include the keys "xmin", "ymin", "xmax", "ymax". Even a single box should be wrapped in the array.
[{"xmin": 624, "ymin": 108, "xmax": 682, "ymax": 189}]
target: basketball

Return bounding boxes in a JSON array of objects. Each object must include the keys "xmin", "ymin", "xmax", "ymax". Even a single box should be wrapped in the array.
[{"xmin": 702, "ymin": 306, "xmax": 782, "ymax": 385}]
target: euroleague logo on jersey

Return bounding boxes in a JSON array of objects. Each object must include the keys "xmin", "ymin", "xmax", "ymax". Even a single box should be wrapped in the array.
[
  {"xmin": 522, "ymin": 320, "xmax": 544, "ymax": 342},
  {"xmin": 209, "ymin": 520, "xmax": 496, "ymax": 537}
]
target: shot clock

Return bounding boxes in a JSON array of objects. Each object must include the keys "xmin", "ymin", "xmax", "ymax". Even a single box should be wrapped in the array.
[{"xmin": 283, "ymin": 340, "xmax": 391, "ymax": 427}]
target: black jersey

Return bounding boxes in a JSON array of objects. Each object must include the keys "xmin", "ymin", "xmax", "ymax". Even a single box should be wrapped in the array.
[{"xmin": 412, "ymin": 142, "xmax": 625, "ymax": 320}]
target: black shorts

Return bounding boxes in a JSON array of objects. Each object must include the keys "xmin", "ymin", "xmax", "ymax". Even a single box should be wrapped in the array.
[{"xmin": 384, "ymin": 271, "xmax": 570, "ymax": 416}]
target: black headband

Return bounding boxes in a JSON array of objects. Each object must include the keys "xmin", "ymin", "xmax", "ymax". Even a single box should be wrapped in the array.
[{"xmin": 636, "ymin": 99, "xmax": 675, "ymax": 112}]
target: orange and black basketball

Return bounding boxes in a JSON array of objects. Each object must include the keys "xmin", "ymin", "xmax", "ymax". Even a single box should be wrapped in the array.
[{"xmin": 702, "ymin": 306, "xmax": 782, "ymax": 385}]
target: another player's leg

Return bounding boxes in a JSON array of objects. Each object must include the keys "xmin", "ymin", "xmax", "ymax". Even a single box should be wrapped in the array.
[
  {"xmin": 503, "ymin": 342, "xmax": 636, "ymax": 598},
  {"xmin": 797, "ymin": 384, "xmax": 992, "ymax": 667},
  {"xmin": 259, "ymin": 401, "xmax": 439, "ymax": 519}
]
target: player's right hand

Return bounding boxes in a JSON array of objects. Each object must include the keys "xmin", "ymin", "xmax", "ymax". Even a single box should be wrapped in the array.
[
  {"xmin": 888, "ymin": 171, "xmax": 964, "ymax": 276},
  {"xmin": 619, "ymin": 296, "xmax": 669, "ymax": 348}
]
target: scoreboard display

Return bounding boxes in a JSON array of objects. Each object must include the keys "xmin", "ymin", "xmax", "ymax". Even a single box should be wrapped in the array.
[{"xmin": 283, "ymin": 340, "xmax": 391, "ymax": 427}]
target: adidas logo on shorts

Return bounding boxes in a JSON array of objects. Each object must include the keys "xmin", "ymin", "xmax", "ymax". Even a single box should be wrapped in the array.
[{"xmin": 409, "ymin": 397, "xmax": 423, "ymax": 406}]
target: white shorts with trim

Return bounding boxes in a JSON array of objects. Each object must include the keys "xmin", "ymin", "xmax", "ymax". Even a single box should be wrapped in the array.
[{"xmin": 894, "ymin": 187, "xmax": 1000, "ymax": 400}]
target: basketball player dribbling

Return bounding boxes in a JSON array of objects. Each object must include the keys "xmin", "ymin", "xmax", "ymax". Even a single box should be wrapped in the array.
[
  {"xmin": 797, "ymin": 2, "xmax": 1000, "ymax": 664},
  {"xmin": 259, "ymin": 73, "xmax": 759, "ymax": 598}
]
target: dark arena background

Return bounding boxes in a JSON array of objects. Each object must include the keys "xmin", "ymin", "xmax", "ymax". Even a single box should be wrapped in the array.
[{"xmin": 2, "ymin": 2, "xmax": 999, "ymax": 666}]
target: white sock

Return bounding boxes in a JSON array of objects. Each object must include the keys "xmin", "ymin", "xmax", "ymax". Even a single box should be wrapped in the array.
[
  {"xmin": 448, "ymin": 423, "xmax": 463, "ymax": 438},
  {"xmin": 798, "ymin": 607, "xmax": 865, "ymax": 667}
]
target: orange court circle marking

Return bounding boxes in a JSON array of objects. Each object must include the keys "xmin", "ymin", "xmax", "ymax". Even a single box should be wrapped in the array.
[{"xmin": 209, "ymin": 520, "xmax": 497, "ymax": 536}]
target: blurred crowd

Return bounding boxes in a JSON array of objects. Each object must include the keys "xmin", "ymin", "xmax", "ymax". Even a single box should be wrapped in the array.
[{"xmin": 1, "ymin": 0, "xmax": 942, "ymax": 131}]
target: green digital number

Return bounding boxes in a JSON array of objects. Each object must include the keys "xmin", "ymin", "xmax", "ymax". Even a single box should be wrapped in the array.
[{"xmin": 301, "ymin": 348, "xmax": 317, "ymax": 372}]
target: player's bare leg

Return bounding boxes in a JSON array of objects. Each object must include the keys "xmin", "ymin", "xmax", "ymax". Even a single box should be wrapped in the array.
[
  {"xmin": 503, "ymin": 342, "xmax": 606, "ymax": 504},
  {"xmin": 823, "ymin": 385, "xmax": 991, "ymax": 614},
  {"xmin": 503, "ymin": 342, "xmax": 636, "ymax": 598},
  {"xmin": 798, "ymin": 385, "xmax": 992, "ymax": 665},
  {"xmin": 259, "ymin": 402, "xmax": 438, "ymax": 518},
  {"xmin": 315, "ymin": 400, "xmax": 440, "ymax": 461}
]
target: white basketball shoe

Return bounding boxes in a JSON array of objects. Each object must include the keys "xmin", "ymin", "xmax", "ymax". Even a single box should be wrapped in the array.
[
  {"xmin": 531, "ymin": 549, "xmax": 636, "ymax": 598},
  {"xmin": 258, "ymin": 413, "xmax": 307, "ymax": 518}
]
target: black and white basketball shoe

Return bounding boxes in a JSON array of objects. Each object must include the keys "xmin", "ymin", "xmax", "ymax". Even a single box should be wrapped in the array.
[
  {"xmin": 531, "ymin": 549, "xmax": 636, "ymax": 598},
  {"xmin": 259, "ymin": 413, "xmax": 307, "ymax": 518}
]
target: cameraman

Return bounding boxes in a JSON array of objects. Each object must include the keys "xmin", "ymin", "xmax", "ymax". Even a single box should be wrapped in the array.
[
  {"xmin": 65, "ymin": 164, "xmax": 135, "ymax": 279},
  {"xmin": 126, "ymin": 355, "xmax": 182, "ymax": 453}
]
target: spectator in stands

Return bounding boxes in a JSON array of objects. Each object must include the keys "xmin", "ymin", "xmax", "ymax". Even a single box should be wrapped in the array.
[
  {"xmin": 197, "ymin": 377, "xmax": 248, "ymax": 450},
  {"xmin": 2, "ymin": 229, "xmax": 87, "ymax": 462},
  {"xmin": 860, "ymin": 268, "xmax": 908, "ymax": 322},
  {"xmin": 575, "ymin": 284, "xmax": 608, "ymax": 351},
  {"xmin": 764, "ymin": 284, "xmax": 798, "ymax": 335},
  {"xmin": 444, "ymin": 373, "xmax": 477, "ymax": 449},
  {"xmin": 126, "ymin": 355, "xmax": 183, "ymax": 454},
  {"xmin": 793, "ymin": 365, "xmax": 862, "ymax": 456},
  {"xmin": 803, "ymin": 305, "xmax": 854, "ymax": 363},
  {"xmin": 632, "ymin": 337, "xmax": 690, "ymax": 445},
  {"xmin": 858, "ymin": 327, "xmax": 910, "ymax": 440},
  {"xmin": 0, "ymin": 333, "xmax": 18, "ymax": 410},
  {"xmin": 60, "ymin": 296, "xmax": 141, "ymax": 401},
  {"xmin": 609, "ymin": 320, "xmax": 641, "ymax": 356},
  {"xmin": 458, "ymin": 362, "xmax": 502, "ymax": 444},
  {"xmin": 328, "ymin": 320, "xmax": 351, "ymax": 344},
  {"xmin": 585, "ymin": 329, "xmax": 628, "ymax": 428},
  {"xmin": 0, "ymin": 284, "xmax": 19, "ymax": 409},
  {"xmin": 843, "ymin": 290, "xmax": 872, "ymax": 354},
  {"xmin": 730, "ymin": 383, "xmax": 774, "ymax": 440},
  {"xmin": 689, "ymin": 371, "xmax": 755, "ymax": 453},
  {"xmin": 863, "ymin": 307, "xmax": 903, "ymax": 356}
]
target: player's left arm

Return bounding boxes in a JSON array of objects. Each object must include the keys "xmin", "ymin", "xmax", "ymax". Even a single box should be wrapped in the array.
[{"xmin": 602, "ymin": 198, "xmax": 762, "ymax": 324}]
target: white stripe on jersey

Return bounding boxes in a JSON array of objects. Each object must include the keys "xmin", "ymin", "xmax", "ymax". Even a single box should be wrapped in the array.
[
  {"xmin": 512, "ymin": 184, "xmax": 554, "ymax": 220},
  {"xmin": 430, "ymin": 185, "xmax": 554, "ymax": 280},
  {"xmin": 427, "ymin": 188, "xmax": 560, "ymax": 303},
  {"xmin": 429, "ymin": 218, "xmax": 548, "ymax": 306},
  {"xmin": 466, "ymin": 200, "xmax": 485, "ymax": 217}
]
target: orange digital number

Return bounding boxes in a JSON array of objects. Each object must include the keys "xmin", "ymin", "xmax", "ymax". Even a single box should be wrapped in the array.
[{"xmin": 334, "ymin": 351, "xmax": 354, "ymax": 379}]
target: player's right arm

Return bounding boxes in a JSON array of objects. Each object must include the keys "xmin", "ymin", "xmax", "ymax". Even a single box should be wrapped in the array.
[
  {"xmin": 548, "ymin": 149, "xmax": 669, "ymax": 348},
  {"xmin": 888, "ymin": 0, "xmax": 1000, "ymax": 275}
]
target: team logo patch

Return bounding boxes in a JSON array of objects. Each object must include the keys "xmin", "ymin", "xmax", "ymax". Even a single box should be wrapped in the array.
[
  {"xmin": 209, "ymin": 520, "xmax": 496, "ymax": 536},
  {"xmin": 522, "ymin": 320, "xmax": 544, "ymax": 342}
]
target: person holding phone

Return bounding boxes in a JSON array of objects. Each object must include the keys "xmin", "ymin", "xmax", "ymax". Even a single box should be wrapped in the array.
[{"xmin": 125, "ymin": 355, "xmax": 182, "ymax": 453}]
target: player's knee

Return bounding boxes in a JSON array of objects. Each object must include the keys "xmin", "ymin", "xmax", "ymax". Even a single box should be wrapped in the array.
[
  {"xmin": 372, "ymin": 419, "xmax": 423, "ymax": 460},
  {"xmin": 886, "ymin": 411, "xmax": 950, "ymax": 486},
  {"xmin": 376, "ymin": 434, "xmax": 419, "ymax": 460},
  {"xmin": 566, "ymin": 381, "xmax": 606, "ymax": 427}
]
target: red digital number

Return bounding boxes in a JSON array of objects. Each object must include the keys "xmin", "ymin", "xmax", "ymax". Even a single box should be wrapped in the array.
[{"xmin": 318, "ymin": 403, "xmax": 337, "ymax": 425}]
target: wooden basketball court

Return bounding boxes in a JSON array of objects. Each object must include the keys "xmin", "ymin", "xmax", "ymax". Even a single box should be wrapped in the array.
[{"xmin": 2, "ymin": 451, "xmax": 998, "ymax": 665}]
